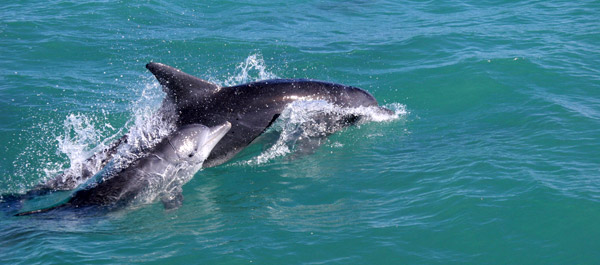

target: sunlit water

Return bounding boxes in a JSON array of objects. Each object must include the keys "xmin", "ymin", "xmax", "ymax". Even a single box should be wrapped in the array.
[{"xmin": 1, "ymin": 1, "xmax": 599, "ymax": 264}]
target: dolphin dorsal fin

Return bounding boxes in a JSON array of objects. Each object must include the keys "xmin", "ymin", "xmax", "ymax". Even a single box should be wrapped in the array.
[{"xmin": 146, "ymin": 62, "xmax": 220, "ymax": 104}]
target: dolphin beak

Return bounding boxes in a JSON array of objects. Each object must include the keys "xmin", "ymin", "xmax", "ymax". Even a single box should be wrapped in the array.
[{"xmin": 203, "ymin": 121, "xmax": 232, "ymax": 151}]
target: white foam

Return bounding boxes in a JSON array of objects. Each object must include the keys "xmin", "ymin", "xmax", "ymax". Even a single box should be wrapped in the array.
[
  {"xmin": 53, "ymin": 113, "xmax": 110, "ymax": 180},
  {"xmin": 221, "ymin": 53, "xmax": 278, "ymax": 87},
  {"xmin": 114, "ymin": 81, "xmax": 176, "ymax": 164},
  {"xmin": 240, "ymin": 101, "xmax": 407, "ymax": 166},
  {"xmin": 42, "ymin": 80, "xmax": 176, "ymax": 189}
]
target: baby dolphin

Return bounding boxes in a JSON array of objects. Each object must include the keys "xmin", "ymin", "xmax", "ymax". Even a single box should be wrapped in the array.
[{"xmin": 16, "ymin": 122, "xmax": 231, "ymax": 216}]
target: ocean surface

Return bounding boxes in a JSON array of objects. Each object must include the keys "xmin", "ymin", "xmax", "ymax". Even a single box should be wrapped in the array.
[{"xmin": 1, "ymin": 0, "xmax": 599, "ymax": 264}]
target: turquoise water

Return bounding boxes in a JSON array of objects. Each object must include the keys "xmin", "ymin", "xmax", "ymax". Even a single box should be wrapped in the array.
[{"xmin": 1, "ymin": 0, "xmax": 600, "ymax": 264}]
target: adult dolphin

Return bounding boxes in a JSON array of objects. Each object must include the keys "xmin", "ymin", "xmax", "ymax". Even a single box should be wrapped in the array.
[{"xmin": 33, "ymin": 62, "xmax": 390, "ymax": 192}]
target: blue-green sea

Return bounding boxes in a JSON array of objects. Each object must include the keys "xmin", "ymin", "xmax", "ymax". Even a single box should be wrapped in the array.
[{"xmin": 1, "ymin": 1, "xmax": 600, "ymax": 264}]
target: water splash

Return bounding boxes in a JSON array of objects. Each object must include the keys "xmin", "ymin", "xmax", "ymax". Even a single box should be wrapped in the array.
[
  {"xmin": 51, "ymin": 113, "xmax": 112, "ymax": 182},
  {"xmin": 220, "ymin": 53, "xmax": 278, "ymax": 86},
  {"xmin": 35, "ymin": 80, "xmax": 176, "ymax": 192},
  {"xmin": 114, "ymin": 81, "xmax": 177, "ymax": 164},
  {"xmin": 241, "ymin": 101, "xmax": 407, "ymax": 165}
]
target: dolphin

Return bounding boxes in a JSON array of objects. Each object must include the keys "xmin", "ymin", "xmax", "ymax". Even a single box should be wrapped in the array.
[
  {"xmin": 15, "ymin": 122, "xmax": 231, "ymax": 216},
  {"xmin": 32, "ymin": 62, "xmax": 390, "ymax": 192}
]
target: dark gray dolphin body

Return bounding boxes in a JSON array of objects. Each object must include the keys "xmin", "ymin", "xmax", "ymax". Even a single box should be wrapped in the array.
[
  {"xmin": 31, "ymin": 62, "xmax": 389, "ymax": 192},
  {"xmin": 15, "ymin": 122, "xmax": 231, "ymax": 216},
  {"xmin": 146, "ymin": 62, "xmax": 385, "ymax": 167}
]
